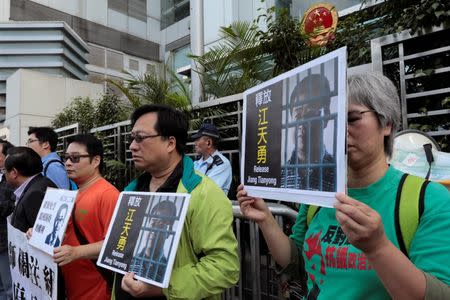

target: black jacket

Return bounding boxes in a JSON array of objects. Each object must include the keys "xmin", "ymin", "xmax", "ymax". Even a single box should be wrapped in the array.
[
  {"xmin": 0, "ymin": 175, "xmax": 15, "ymax": 252},
  {"xmin": 11, "ymin": 174, "xmax": 57, "ymax": 233}
]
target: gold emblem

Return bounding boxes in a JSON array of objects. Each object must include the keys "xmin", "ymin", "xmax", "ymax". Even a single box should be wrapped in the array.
[{"xmin": 300, "ymin": 3, "xmax": 338, "ymax": 46}]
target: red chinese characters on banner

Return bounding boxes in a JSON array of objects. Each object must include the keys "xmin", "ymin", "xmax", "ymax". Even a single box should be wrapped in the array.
[{"xmin": 300, "ymin": 3, "xmax": 338, "ymax": 47}]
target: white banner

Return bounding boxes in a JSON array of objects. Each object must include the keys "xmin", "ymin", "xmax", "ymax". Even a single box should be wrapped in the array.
[
  {"xmin": 7, "ymin": 223, "xmax": 58, "ymax": 300},
  {"xmin": 241, "ymin": 47, "xmax": 347, "ymax": 207},
  {"xmin": 29, "ymin": 188, "xmax": 77, "ymax": 255}
]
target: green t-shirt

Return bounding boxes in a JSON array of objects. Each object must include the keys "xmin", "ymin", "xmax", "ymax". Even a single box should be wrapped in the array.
[{"xmin": 290, "ymin": 166, "xmax": 450, "ymax": 299}]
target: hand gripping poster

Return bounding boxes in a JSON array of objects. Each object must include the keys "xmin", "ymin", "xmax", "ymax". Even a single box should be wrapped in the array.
[
  {"xmin": 29, "ymin": 188, "xmax": 77, "ymax": 255},
  {"xmin": 8, "ymin": 223, "xmax": 58, "ymax": 300},
  {"xmin": 241, "ymin": 47, "xmax": 347, "ymax": 207},
  {"xmin": 97, "ymin": 192, "xmax": 190, "ymax": 288}
]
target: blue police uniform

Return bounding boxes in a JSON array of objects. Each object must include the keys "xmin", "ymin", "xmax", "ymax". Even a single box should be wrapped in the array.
[{"xmin": 194, "ymin": 150, "xmax": 232, "ymax": 194}]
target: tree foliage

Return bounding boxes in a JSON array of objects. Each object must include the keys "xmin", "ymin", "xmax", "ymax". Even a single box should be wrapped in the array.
[
  {"xmin": 107, "ymin": 68, "xmax": 228, "ymax": 130},
  {"xmin": 373, "ymin": 0, "xmax": 450, "ymax": 34},
  {"xmin": 191, "ymin": 21, "xmax": 272, "ymax": 99},
  {"xmin": 330, "ymin": 0, "xmax": 450, "ymax": 66},
  {"xmin": 257, "ymin": 7, "xmax": 327, "ymax": 76},
  {"xmin": 95, "ymin": 94, "xmax": 130, "ymax": 127},
  {"xmin": 52, "ymin": 94, "xmax": 129, "ymax": 132},
  {"xmin": 107, "ymin": 69, "xmax": 190, "ymax": 111},
  {"xmin": 52, "ymin": 97, "xmax": 96, "ymax": 131}
]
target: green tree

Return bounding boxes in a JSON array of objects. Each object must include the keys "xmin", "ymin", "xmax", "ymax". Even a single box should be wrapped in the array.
[
  {"xmin": 107, "ymin": 69, "xmax": 190, "ymax": 111},
  {"xmin": 95, "ymin": 94, "xmax": 130, "ymax": 127},
  {"xmin": 52, "ymin": 97, "xmax": 96, "ymax": 131},
  {"xmin": 330, "ymin": 0, "xmax": 450, "ymax": 66},
  {"xmin": 371, "ymin": 0, "xmax": 450, "ymax": 34},
  {"xmin": 52, "ymin": 94, "xmax": 129, "ymax": 131},
  {"xmin": 257, "ymin": 7, "xmax": 327, "ymax": 76},
  {"xmin": 191, "ymin": 21, "xmax": 272, "ymax": 99}
]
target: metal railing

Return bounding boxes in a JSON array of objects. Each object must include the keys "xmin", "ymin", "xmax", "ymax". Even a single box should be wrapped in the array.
[
  {"xmin": 224, "ymin": 201, "xmax": 299, "ymax": 300},
  {"xmin": 371, "ymin": 25, "xmax": 450, "ymax": 151},
  {"xmin": 54, "ymin": 123, "xmax": 80, "ymax": 156}
]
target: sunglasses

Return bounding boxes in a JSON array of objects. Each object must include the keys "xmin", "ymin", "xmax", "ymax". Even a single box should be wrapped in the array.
[
  {"xmin": 129, "ymin": 133, "xmax": 161, "ymax": 143},
  {"xmin": 63, "ymin": 154, "xmax": 92, "ymax": 163},
  {"xmin": 347, "ymin": 110, "xmax": 378, "ymax": 123}
]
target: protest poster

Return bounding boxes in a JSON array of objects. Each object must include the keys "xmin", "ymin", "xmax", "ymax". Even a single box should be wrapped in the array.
[
  {"xmin": 29, "ymin": 188, "xmax": 77, "ymax": 255},
  {"xmin": 8, "ymin": 223, "xmax": 58, "ymax": 300},
  {"xmin": 97, "ymin": 192, "xmax": 190, "ymax": 288},
  {"xmin": 241, "ymin": 47, "xmax": 347, "ymax": 207}
]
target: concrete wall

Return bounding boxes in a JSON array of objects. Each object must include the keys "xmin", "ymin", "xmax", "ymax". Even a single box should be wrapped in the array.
[
  {"xmin": 3, "ymin": 69, "xmax": 102, "ymax": 145},
  {"xmin": 0, "ymin": 0, "xmax": 10, "ymax": 21}
]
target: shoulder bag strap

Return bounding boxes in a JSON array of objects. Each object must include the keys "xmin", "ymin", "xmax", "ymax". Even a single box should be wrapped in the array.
[
  {"xmin": 71, "ymin": 204, "xmax": 114, "ymax": 288},
  {"xmin": 43, "ymin": 159, "xmax": 64, "ymax": 176},
  {"xmin": 395, "ymin": 174, "xmax": 429, "ymax": 257}
]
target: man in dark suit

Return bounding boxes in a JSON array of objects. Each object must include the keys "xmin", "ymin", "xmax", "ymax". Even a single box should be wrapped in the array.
[{"xmin": 4, "ymin": 147, "xmax": 56, "ymax": 233}]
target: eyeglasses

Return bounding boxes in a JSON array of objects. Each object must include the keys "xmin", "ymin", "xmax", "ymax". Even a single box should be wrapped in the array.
[
  {"xmin": 26, "ymin": 139, "xmax": 39, "ymax": 145},
  {"xmin": 347, "ymin": 110, "xmax": 378, "ymax": 123},
  {"xmin": 63, "ymin": 154, "xmax": 92, "ymax": 163},
  {"xmin": 129, "ymin": 132, "xmax": 161, "ymax": 143}
]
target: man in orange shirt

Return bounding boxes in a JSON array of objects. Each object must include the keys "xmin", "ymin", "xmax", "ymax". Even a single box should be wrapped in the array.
[{"xmin": 53, "ymin": 134, "xmax": 119, "ymax": 300}]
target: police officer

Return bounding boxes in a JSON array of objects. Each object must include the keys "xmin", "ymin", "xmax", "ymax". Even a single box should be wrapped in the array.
[{"xmin": 192, "ymin": 123, "xmax": 232, "ymax": 194}]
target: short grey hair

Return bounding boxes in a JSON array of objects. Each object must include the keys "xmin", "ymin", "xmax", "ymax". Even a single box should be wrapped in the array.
[{"xmin": 348, "ymin": 72, "xmax": 401, "ymax": 158}]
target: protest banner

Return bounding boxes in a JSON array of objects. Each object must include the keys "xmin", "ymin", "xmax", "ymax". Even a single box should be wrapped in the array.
[
  {"xmin": 29, "ymin": 188, "xmax": 77, "ymax": 255},
  {"xmin": 241, "ymin": 47, "xmax": 347, "ymax": 207},
  {"xmin": 97, "ymin": 192, "xmax": 190, "ymax": 288},
  {"xmin": 8, "ymin": 223, "xmax": 58, "ymax": 300}
]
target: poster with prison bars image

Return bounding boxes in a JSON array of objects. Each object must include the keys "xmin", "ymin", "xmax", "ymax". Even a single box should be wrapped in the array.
[
  {"xmin": 241, "ymin": 47, "xmax": 347, "ymax": 207},
  {"xmin": 29, "ymin": 188, "xmax": 77, "ymax": 255},
  {"xmin": 7, "ymin": 223, "xmax": 58, "ymax": 300},
  {"xmin": 97, "ymin": 192, "xmax": 190, "ymax": 288}
]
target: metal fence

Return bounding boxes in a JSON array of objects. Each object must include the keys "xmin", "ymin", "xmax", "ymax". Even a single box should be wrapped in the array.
[
  {"xmin": 371, "ymin": 25, "xmax": 450, "ymax": 152},
  {"xmin": 54, "ymin": 123, "xmax": 80, "ymax": 155},
  {"xmin": 224, "ymin": 202, "xmax": 299, "ymax": 300}
]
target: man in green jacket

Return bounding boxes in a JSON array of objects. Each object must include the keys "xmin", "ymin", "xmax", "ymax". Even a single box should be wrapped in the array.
[{"xmin": 113, "ymin": 104, "xmax": 239, "ymax": 300}]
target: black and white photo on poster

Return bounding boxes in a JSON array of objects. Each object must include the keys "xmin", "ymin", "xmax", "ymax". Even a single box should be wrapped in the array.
[
  {"xmin": 7, "ymin": 223, "xmax": 58, "ymax": 300},
  {"xmin": 241, "ymin": 47, "xmax": 347, "ymax": 207},
  {"xmin": 29, "ymin": 188, "xmax": 77, "ymax": 255},
  {"xmin": 97, "ymin": 192, "xmax": 190, "ymax": 288}
]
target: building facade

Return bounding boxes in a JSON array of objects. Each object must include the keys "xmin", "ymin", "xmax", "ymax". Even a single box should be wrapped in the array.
[{"xmin": 0, "ymin": 0, "xmax": 367, "ymax": 100}]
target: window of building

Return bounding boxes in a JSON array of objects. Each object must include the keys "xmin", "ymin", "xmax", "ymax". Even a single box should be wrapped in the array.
[
  {"xmin": 87, "ymin": 45, "xmax": 106, "ymax": 68},
  {"xmin": 171, "ymin": 45, "xmax": 191, "ymax": 74},
  {"xmin": 106, "ymin": 50, "xmax": 124, "ymax": 71},
  {"xmin": 146, "ymin": 64, "xmax": 156, "ymax": 74},
  {"xmin": 161, "ymin": 0, "xmax": 190, "ymax": 30},
  {"xmin": 129, "ymin": 59, "xmax": 139, "ymax": 71},
  {"xmin": 109, "ymin": 0, "xmax": 147, "ymax": 22}
]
